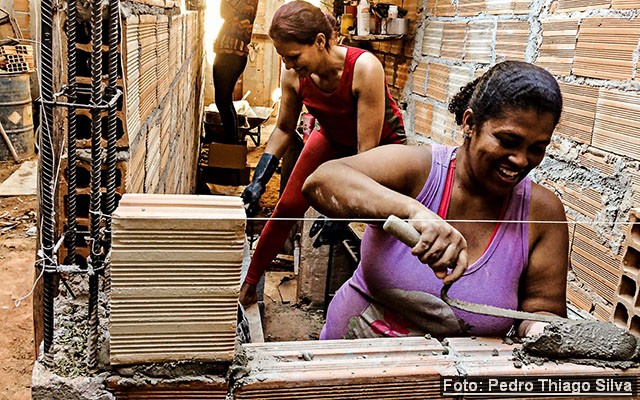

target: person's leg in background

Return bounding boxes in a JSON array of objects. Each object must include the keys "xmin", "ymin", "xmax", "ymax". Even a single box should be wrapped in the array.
[
  {"xmin": 243, "ymin": 133, "xmax": 348, "ymax": 287},
  {"xmin": 212, "ymin": 53, "xmax": 248, "ymax": 143}
]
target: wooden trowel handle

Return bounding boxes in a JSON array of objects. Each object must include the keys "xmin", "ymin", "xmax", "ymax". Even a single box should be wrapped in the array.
[{"xmin": 382, "ymin": 215, "xmax": 420, "ymax": 247}]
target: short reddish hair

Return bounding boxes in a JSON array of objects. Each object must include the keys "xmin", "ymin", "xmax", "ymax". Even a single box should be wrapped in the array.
[{"xmin": 269, "ymin": 0, "xmax": 336, "ymax": 48}]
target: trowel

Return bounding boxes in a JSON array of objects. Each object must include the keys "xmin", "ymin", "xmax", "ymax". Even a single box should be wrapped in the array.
[{"xmin": 382, "ymin": 215, "xmax": 640, "ymax": 362}]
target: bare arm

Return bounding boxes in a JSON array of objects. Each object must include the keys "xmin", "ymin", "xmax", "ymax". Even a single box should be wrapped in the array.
[
  {"xmin": 518, "ymin": 183, "xmax": 569, "ymax": 336},
  {"xmin": 302, "ymin": 144, "xmax": 468, "ymax": 283},
  {"xmin": 264, "ymin": 66, "xmax": 303, "ymax": 159},
  {"xmin": 352, "ymin": 52, "xmax": 387, "ymax": 153}
]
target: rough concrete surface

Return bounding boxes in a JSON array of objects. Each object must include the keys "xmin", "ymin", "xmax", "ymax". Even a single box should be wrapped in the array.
[{"xmin": 31, "ymin": 362, "xmax": 114, "ymax": 400}]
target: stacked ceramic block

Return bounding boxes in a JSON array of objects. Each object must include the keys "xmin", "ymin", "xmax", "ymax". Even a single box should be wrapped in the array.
[
  {"xmin": 613, "ymin": 209, "xmax": 640, "ymax": 335},
  {"xmin": 109, "ymin": 194, "xmax": 246, "ymax": 364}
]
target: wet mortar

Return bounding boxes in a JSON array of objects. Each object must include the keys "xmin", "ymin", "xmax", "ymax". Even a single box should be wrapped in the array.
[{"xmin": 515, "ymin": 320, "xmax": 640, "ymax": 369}]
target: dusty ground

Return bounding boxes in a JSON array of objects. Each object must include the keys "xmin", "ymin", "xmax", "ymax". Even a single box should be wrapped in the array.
[{"xmin": 0, "ymin": 159, "xmax": 37, "ymax": 400}]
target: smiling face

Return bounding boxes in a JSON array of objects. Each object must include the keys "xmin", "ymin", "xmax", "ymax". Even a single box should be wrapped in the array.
[
  {"xmin": 462, "ymin": 107, "xmax": 556, "ymax": 196},
  {"xmin": 273, "ymin": 35, "xmax": 325, "ymax": 78}
]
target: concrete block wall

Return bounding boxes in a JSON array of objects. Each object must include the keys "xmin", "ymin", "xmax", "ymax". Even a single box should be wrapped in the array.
[{"xmin": 402, "ymin": 0, "xmax": 640, "ymax": 322}]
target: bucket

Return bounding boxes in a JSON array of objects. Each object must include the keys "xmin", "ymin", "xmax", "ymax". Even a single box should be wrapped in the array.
[{"xmin": 0, "ymin": 73, "xmax": 34, "ymax": 161}]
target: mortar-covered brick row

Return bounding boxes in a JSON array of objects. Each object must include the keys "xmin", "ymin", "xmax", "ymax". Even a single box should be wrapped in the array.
[
  {"xmin": 571, "ymin": 250, "xmax": 619, "ymax": 305},
  {"xmin": 567, "ymin": 281, "xmax": 595, "ymax": 314},
  {"xmin": 576, "ymin": 148, "xmax": 617, "ymax": 177},
  {"xmin": 384, "ymin": 57, "xmax": 395, "ymax": 85},
  {"xmin": 611, "ymin": 0, "xmax": 640, "ymax": 7},
  {"xmin": 435, "ymin": 0, "xmax": 456, "ymax": 16},
  {"xmin": 424, "ymin": 0, "xmax": 437, "ymax": 14},
  {"xmin": 513, "ymin": 0, "xmax": 530, "ymax": 14},
  {"xmin": 574, "ymin": 17, "xmax": 640, "ymax": 81},
  {"xmin": 430, "ymin": 104, "xmax": 457, "ymax": 144},
  {"xmin": 413, "ymin": 62, "xmax": 428, "ymax": 96},
  {"xmin": 457, "ymin": 0, "xmax": 486, "ymax": 17},
  {"xmin": 465, "ymin": 20, "xmax": 493, "ymax": 64},
  {"xmin": 592, "ymin": 88, "xmax": 640, "ymax": 158},
  {"xmin": 572, "ymin": 222, "xmax": 623, "ymax": 303},
  {"xmin": 107, "ymin": 378, "xmax": 229, "ymax": 399},
  {"xmin": 562, "ymin": 182, "xmax": 604, "ymax": 220},
  {"xmin": 426, "ymin": 62, "xmax": 450, "ymax": 103},
  {"xmin": 396, "ymin": 62, "xmax": 410, "ymax": 90},
  {"xmin": 422, "ymin": 20, "xmax": 444, "ymax": 57},
  {"xmin": 554, "ymin": 82, "xmax": 598, "ymax": 144},
  {"xmin": 557, "ymin": 0, "xmax": 611, "ymax": 13},
  {"xmin": 390, "ymin": 39, "xmax": 404, "ymax": 56},
  {"xmin": 402, "ymin": 0, "xmax": 419, "ymax": 21},
  {"xmin": 447, "ymin": 65, "xmax": 474, "ymax": 99},
  {"xmin": 485, "ymin": 0, "xmax": 516, "ymax": 14},
  {"xmin": 494, "ymin": 20, "xmax": 528, "ymax": 62},
  {"xmin": 614, "ymin": 300, "xmax": 631, "ymax": 329},
  {"xmin": 414, "ymin": 101, "xmax": 433, "ymax": 137},
  {"xmin": 440, "ymin": 21, "xmax": 467, "ymax": 60},
  {"xmin": 536, "ymin": 19, "xmax": 579, "ymax": 77}
]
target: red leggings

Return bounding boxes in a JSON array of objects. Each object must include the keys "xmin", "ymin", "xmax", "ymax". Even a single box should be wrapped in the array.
[{"xmin": 244, "ymin": 132, "xmax": 351, "ymax": 285}]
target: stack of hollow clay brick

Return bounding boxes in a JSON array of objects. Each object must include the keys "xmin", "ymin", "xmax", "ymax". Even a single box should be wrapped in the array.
[
  {"xmin": 614, "ymin": 208, "xmax": 640, "ymax": 335},
  {"xmin": 0, "ymin": 44, "xmax": 34, "ymax": 73},
  {"xmin": 109, "ymin": 193, "xmax": 246, "ymax": 364}
]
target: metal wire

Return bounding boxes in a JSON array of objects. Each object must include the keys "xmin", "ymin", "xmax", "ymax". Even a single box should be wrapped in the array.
[
  {"xmin": 39, "ymin": 0, "xmax": 56, "ymax": 368},
  {"xmin": 87, "ymin": 0, "xmax": 104, "ymax": 370}
]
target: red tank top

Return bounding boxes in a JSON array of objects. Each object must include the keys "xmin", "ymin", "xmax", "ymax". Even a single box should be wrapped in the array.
[{"xmin": 298, "ymin": 46, "xmax": 405, "ymax": 149}]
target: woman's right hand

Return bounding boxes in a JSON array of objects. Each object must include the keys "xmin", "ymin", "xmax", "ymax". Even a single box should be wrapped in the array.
[
  {"xmin": 239, "ymin": 281, "xmax": 258, "ymax": 306},
  {"xmin": 407, "ymin": 210, "xmax": 468, "ymax": 284}
]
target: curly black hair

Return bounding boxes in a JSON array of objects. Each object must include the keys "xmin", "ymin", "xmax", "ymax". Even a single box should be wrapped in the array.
[{"xmin": 448, "ymin": 61, "xmax": 562, "ymax": 129}]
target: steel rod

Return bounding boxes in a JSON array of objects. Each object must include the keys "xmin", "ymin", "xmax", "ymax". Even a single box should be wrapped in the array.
[
  {"xmin": 39, "ymin": 0, "xmax": 56, "ymax": 367},
  {"xmin": 66, "ymin": 0, "xmax": 79, "ymax": 266},
  {"xmin": 87, "ymin": 0, "xmax": 104, "ymax": 370}
]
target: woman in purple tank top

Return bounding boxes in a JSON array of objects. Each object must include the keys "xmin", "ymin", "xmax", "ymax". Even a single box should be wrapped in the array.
[{"xmin": 303, "ymin": 61, "xmax": 568, "ymax": 340}]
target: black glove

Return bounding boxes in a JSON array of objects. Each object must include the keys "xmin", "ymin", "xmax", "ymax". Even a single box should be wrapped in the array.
[
  {"xmin": 309, "ymin": 215, "xmax": 351, "ymax": 248},
  {"xmin": 241, "ymin": 153, "xmax": 279, "ymax": 216}
]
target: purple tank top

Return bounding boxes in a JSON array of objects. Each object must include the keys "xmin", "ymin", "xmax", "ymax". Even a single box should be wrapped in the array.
[{"xmin": 353, "ymin": 144, "xmax": 531, "ymax": 336}]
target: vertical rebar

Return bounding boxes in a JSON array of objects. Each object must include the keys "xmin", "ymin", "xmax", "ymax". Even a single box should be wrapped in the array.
[
  {"xmin": 66, "ymin": 0, "xmax": 79, "ymax": 264},
  {"xmin": 87, "ymin": 0, "xmax": 104, "ymax": 370},
  {"xmin": 104, "ymin": 0, "xmax": 120, "ymax": 302},
  {"xmin": 39, "ymin": 0, "xmax": 56, "ymax": 367}
]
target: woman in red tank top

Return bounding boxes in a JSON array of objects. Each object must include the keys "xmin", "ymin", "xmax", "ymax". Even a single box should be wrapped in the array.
[{"xmin": 239, "ymin": 0, "xmax": 405, "ymax": 306}]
